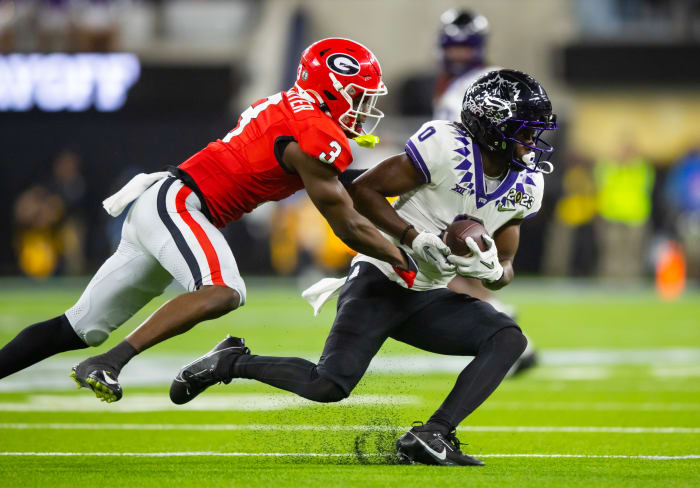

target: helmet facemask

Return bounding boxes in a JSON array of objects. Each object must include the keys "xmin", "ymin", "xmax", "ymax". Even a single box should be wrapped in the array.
[
  {"xmin": 497, "ymin": 115, "xmax": 558, "ymax": 173},
  {"xmin": 329, "ymin": 73, "xmax": 387, "ymax": 137}
]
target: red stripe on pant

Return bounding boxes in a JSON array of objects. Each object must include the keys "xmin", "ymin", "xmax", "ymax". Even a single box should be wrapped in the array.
[{"xmin": 174, "ymin": 186, "xmax": 225, "ymax": 286}]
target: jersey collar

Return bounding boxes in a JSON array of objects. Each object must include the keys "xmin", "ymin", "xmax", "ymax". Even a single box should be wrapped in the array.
[{"xmin": 472, "ymin": 142, "xmax": 517, "ymax": 209}]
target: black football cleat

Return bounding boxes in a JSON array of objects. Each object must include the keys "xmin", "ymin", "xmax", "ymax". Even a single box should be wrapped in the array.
[
  {"xmin": 396, "ymin": 422, "xmax": 484, "ymax": 466},
  {"xmin": 170, "ymin": 335, "xmax": 249, "ymax": 405},
  {"xmin": 70, "ymin": 361, "xmax": 123, "ymax": 403}
]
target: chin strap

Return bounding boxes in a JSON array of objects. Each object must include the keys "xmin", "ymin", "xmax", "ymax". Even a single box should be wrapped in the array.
[
  {"xmin": 293, "ymin": 84, "xmax": 331, "ymax": 115},
  {"xmin": 536, "ymin": 160, "xmax": 554, "ymax": 174},
  {"xmin": 520, "ymin": 152, "xmax": 554, "ymax": 174}
]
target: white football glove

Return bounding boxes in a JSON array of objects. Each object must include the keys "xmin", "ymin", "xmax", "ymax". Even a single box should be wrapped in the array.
[
  {"xmin": 446, "ymin": 235, "xmax": 503, "ymax": 283},
  {"xmin": 410, "ymin": 232, "xmax": 455, "ymax": 274}
]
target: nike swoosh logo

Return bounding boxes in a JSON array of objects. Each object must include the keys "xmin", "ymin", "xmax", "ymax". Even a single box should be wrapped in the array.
[
  {"xmin": 409, "ymin": 432, "xmax": 447, "ymax": 461},
  {"xmin": 480, "ymin": 261, "xmax": 495, "ymax": 269},
  {"xmin": 102, "ymin": 371, "xmax": 119, "ymax": 385},
  {"xmin": 497, "ymin": 205, "xmax": 515, "ymax": 212}
]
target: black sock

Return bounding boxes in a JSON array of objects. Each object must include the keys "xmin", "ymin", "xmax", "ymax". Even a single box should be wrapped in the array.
[
  {"xmin": 88, "ymin": 340, "xmax": 137, "ymax": 375},
  {"xmin": 0, "ymin": 315, "xmax": 87, "ymax": 380},
  {"xmin": 232, "ymin": 355, "xmax": 347, "ymax": 403},
  {"xmin": 418, "ymin": 420, "xmax": 451, "ymax": 435},
  {"xmin": 428, "ymin": 327, "xmax": 527, "ymax": 428}
]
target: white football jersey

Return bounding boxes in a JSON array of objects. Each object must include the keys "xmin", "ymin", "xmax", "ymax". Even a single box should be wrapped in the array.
[
  {"xmin": 433, "ymin": 66, "xmax": 500, "ymax": 122},
  {"xmin": 353, "ymin": 120, "xmax": 544, "ymax": 291}
]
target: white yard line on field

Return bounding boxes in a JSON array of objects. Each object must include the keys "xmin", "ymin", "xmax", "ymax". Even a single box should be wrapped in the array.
[
  {"xmin": 0, "ymin": 452, "xmax": 697, "ymax": 460},
  {"xmin": 0, "ymin": 393, "xmax": 418, "ymax": 412},
  {"xmin": 0, "ymin": 394, "xmax": 698, "ymax": 412},
  {"xmin": 1, "ymin": 423, "xmax": 699, "ymax": 434},
  {"xmin": 478, "ymin": 454, "xmax": 700, "ymax": 460},
  {"xmin": 2, "ymin": 349, "xmax": 700, "ymax": 392},
  {"xmin": 484, "ymin": 401, "xmax": 700, "ymax": 411}
]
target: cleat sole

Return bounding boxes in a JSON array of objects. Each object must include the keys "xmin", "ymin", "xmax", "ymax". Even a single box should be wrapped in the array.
[
  {"xmin": 69, "ymin": 370, "xmax": 83, "ymax": 389},
  {"xmin": 85, "ymin": 378, "xmax": 119, "ymax": 403},
  {"xmin": 396, "ymin": 450, "xmax": 414, "ymax": 465},
  {"xmin": 70, "ymin": 364, "xmax": 122, "ymax": 403}
]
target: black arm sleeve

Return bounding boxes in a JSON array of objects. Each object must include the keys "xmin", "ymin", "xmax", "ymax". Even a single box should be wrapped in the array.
[{"xmin": 338, "ymin": 169, "xmax": 367, "ymax": 189}]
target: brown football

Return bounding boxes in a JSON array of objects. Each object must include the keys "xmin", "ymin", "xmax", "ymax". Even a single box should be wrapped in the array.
[{"xmin": 443, "ymin": 218, "xmax": 488, "ymax": 256}]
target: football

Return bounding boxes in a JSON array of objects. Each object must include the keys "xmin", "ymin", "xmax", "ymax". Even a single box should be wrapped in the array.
[{"xmin": 443, "ymin": 218, "xmax": 489, "ymax": 256}]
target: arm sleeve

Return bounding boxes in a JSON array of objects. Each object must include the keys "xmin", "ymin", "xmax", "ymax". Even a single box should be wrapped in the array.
[
  {"xmin": 297, "ymin": 123, "xmax": 353, "ymax": 172},
  {"xmin": 338, "ymin": 169, "xmax": 367, "ymax": 189},
  {"xmin": 404, "ymin": 121, "xmax": 451, "ymax": 185}
]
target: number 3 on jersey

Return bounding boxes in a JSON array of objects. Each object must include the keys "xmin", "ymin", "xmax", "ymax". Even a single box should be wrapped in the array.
[{"xmin": 319, "ymin": 141, "xmax": 342, "ymax": 164}]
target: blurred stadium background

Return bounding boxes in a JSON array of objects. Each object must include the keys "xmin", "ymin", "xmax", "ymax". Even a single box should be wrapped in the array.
[
  {"xmin": 1, "ymin": 0, "xmax": 698, "ymax": 285},
  {"xmin": 0, "ymin": 1, "xmax": 699, "ymax": 486}
]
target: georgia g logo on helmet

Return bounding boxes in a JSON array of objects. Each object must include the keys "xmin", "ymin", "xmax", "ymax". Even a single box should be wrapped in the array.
[{"xmin": 326, "ymin": 53, "xmax": 361, "ymax": 76}]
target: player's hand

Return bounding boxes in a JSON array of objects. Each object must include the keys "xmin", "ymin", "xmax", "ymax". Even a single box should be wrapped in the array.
[
  {"xmin": 446, "ymin": 235, "xmax": 503, "ymax": 283},
  {"xmin": 392, "ymin": 248, "xmax": 418, "ymax": 288},
  {"xmin": 411, "ymin": 232, "xmax": 454, "ymax": 274}
]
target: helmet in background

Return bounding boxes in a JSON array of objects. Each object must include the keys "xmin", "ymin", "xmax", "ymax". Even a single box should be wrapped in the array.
[
  {"xmin": 295, "ymin": 38, "xmax": 387, "ymax": 137},
  {"xmin": 461, "ymin": 69, "xmax": 558, "ymax": 173},
  {"xmin": 439, "ymin": 9, "xmax": 489, "ymax": 77}
]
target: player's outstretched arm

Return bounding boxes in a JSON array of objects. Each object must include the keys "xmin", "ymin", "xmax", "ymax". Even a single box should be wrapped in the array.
[
  {"xmin": 482, "ymin": 221, "xmax": 520, "ymax": 290},
  {"xmin": 347, "ymin": 153, "xmax": 424, "ymax": 244},
  {"xmin": 283, "ymin": 142, "xmax": 406, "ymax": 269}
]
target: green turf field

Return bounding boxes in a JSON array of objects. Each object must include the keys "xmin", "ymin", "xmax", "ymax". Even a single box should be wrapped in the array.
[{"xmin": 0, "ymin": 278, "xmax": 699, "ymax": 487}]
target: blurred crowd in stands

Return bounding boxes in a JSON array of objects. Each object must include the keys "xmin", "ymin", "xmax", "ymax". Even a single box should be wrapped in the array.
[
  {"xmin": 3, "ymin": 0, "xmax": 699, "ymax": 294},
  {"xmin": 13, "ymin": 148, "xmax": 87, "ymax": 278},
  {"xmin": 12, "ymin": 142, "xmax": 699, "ymax": 290},
  {"xmin": 0, "ymin": 0, "xmax": 124, "ymax": 52}
]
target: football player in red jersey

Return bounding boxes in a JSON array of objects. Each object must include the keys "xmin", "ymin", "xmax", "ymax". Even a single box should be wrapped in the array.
[{"xmin": 0, "ymin": 38, "xmax": 418, "ymax": 402}]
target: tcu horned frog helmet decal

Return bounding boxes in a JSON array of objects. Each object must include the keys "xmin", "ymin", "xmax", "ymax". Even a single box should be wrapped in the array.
[
  {"xmin": 295, "ymin": 38, "xmax": 387, "ymax": 137},
  {"xmin": 461, "ymin": 69, "xmax": 558, "ymax": 173}
]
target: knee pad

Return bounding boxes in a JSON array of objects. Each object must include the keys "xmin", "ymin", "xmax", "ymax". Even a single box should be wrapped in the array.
[
  {"xmin": 65, "ymin": 296, "xmax": 135, "ymax": 347},
  {"xmin": 80, "ymin": 329, "xmax": 110, "ymax": 347},
  {"xmin": 65, "ymin": 310, "xmax": 110, "ymax": 347}
]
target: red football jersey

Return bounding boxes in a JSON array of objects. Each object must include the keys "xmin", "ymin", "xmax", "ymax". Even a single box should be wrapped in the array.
[{"xmin": 179, "ymin": 89, "xmax": 353, "ymax": 228}]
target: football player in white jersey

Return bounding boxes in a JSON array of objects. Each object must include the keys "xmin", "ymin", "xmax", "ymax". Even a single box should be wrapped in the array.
[
  {"xmin": 169, "ymin": 69, "xmax": 557, "ymax": 467},
  {"xmin": 433, "ymin": 9, "xmax": 538, "ymax": 375}
]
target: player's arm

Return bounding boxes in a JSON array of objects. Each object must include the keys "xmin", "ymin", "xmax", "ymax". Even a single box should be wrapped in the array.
[
  {"xmin": 282, "ymin": 142, "xmax": 407, "ymax": 269},
  {"xmin": 483, "ymin": 220, "xmax": 521, "ymax": 290},
  {"xmin": 349, "ymin": 153, "xmax": 454, "ymax": 274},
  {"xmin": 347, "ymin": 153, "xmax": 423, "ymax": 245}
]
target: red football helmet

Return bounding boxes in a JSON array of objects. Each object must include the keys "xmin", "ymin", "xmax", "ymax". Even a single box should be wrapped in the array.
[{"xmin": 295, "ymin": 37, "xmax": 387, "ymax": 137}]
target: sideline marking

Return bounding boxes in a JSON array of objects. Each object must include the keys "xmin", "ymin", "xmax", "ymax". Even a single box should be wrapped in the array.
[
  {"xmin": 1, "ymin": 423, "xmax": 698, "ymax": 434},
  {"xmin": 0, "ymin": 452, "xmax": 697, "ymax": 460}
]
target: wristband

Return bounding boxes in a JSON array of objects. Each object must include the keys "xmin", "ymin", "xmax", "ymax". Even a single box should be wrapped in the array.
[{"xmin": 399, "ymin": 224, "xmax": 415, "ymax": 245}]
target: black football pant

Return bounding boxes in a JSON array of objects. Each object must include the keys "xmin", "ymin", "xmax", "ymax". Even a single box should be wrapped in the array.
[{"xmin": 233, "ymin": 262, "xmax": 527, "ymax": 429}]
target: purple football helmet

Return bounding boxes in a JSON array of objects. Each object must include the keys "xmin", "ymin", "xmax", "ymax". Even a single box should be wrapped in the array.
[
  {"xmin": 438, "ymin": 9, "xmax": 489, "ymax": 77},
  {"xmin": 461, "ymin": 69, "xmax": 558, "ymax": 173}
]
